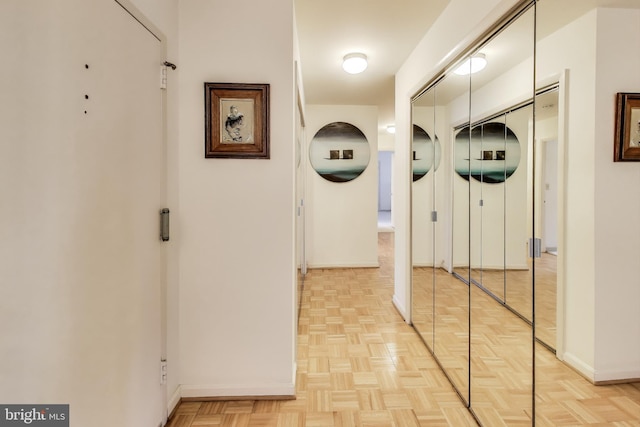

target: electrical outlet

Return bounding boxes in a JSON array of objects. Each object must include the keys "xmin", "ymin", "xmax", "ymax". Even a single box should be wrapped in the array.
[{"xmin": 160, "ymin": 360, "xmax": 167, "ymax": 385}]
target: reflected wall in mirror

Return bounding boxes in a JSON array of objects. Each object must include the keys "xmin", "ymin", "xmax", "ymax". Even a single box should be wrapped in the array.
[
  {"xmin": 411, "ymin": 1, "xmax": 537, "ymax": 424},
  {"xmin": 532, "ymin": 88, "xmax": 559, "ymax": 351},
  {"xmin": 412, "ymin": 69, "xmax": 472, "ymax": 404},
  {"xmin": 411, "ymin": 88, "xmax": 436, "ymax": 352},
  {"xmin": 295, "ymin": 95, "xmax": 306, "ymax": 321},
  {"xmin": 412, "ymin": 0, "xmax": 640, "ymax": 425},
  {"xmin": 467, "ymin": 4, "xmax": 535, "ymax": 424},
  {"xmin": 412, "ymin": 124, "xmax": 441, "ymax": 182}
]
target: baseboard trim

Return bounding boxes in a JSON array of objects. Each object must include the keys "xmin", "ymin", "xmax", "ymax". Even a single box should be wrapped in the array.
[
  {"xmin": 168, "ymin": 386, "xmax": 182, "ymax": 420},
  {"xmin": 563, "ymin": 352, "xmax": 640, "ymax": 384},
  {"xmin": 392, "ymin": 295, "xmax": 409, "ymax": 323},
  {"xmin": 562, "ymin": 351, "xmax": 595, "ymax": 382},
  {"xmin": 595, "ymin": 376, "xmax": 640, "ymax": 385},
  {"xmin": 594, "ymin": 369, "xmax": 640, "ymax": 384},
  {"xmin": 180, "ymin": 384, "xmax": 296, "ymax": 400},
  {"xmin": 307, "ymin": 262, "xmax": 379, "ymax": 269},
  {"xmin": 181, "ymin": 394, "xmax": 296, "ymax": 402}
]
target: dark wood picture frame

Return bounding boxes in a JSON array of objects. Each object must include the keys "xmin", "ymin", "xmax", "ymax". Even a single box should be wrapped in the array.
[
  {"xmin": 204, "ymin": 83, "xmax": 270, "ymax": 159},
  {"xmin": 614, "ymin": 92, "xmax": 640, "ymax": 162}
]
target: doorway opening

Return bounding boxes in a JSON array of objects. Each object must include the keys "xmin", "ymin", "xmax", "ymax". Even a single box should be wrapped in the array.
[{"xmin": 378, "ymin": 150, "xmax": 394, "ymax": 232}]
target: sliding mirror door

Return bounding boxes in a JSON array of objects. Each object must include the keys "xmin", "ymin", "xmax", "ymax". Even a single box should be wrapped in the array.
[
  {"xmin": 535, "ymin": 0, "xmax": 570, "ymax": 423},
  {"xmin": 295, "ymin": 85, "xmax": 306, "ymax": 319},
  {"xmin": 412, "ymin": 87, "xmax": 436, "ymax": 351},
  {"xmin": 412, "ymin": 63, "xmax": 472, "ymax": 404},
  {"xmin": 468, "ymin": 4, "xmax": 535, "ymax": 425},
  {"xmin": 411, "ymin": 2, "xmax": 549, "ymax": 424},
  {"xmin": 532, "ymin": 87, "xmax": 559, "ymax": 350},
  {"xmin": 434, "ymin": 72, "xmax": 471, "ymax": 404}
]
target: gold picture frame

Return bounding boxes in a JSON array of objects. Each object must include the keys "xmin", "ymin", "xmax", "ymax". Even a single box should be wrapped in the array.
[
  {"xmin": 614, "ymin": 92, "xmax": 640, "ymax": 161},
  {"xmin": 204, "ymin": 83, "xmax": 270, "ymax": 159}
]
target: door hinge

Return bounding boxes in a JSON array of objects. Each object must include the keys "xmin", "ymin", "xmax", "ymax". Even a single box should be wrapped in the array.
[
  {"xmin": 160, "ymin": 62, "xmax": 176, "ymax": 90},
  {"xmin": 160, "ymin": 359, "xmax": 167, "ymax": 384},
  {"xmin": 160, "ymin": 66, "xmax": 167, "ymax": 89}
]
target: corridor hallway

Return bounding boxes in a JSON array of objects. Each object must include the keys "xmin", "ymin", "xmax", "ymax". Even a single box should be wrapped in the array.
[
  {"xmin": 167, "ymin": 232, "xmax": 640, "ymax": 426},
  {"xmin": 168, "ymin": 232, "xmax": 475, "ymax": 426}
]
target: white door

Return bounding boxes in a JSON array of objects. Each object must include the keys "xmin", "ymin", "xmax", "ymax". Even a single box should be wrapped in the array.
[{"xmin": 0, "ymin": 1, "xmax": 166, "ymax": 425}]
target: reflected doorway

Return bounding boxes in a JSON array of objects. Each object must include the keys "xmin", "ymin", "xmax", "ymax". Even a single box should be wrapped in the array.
[
  {"xmin": 378, "ymin": 151, "xmax": 394, "ymax": 231},
  {"xmin": 543, "ymin": 139, "xmax": 558, "ymax": 255}
]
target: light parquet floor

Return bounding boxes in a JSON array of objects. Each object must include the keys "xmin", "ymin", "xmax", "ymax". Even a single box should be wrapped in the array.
[{"xmin": 167, "ymin": 232, "xmax": 640, "ymax": 427}]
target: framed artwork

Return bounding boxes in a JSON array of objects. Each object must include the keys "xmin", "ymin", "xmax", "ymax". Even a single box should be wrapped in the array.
[
  {"xmin": 614, "ymin": 92, "xmax": 640, "ymax": 161},
  {"xmin": 204, "ymin": 83, "xmax": 270, "ymax": 159}
]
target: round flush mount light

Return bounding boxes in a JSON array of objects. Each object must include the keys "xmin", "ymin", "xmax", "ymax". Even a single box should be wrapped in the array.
[
  {"xmin": 454, "ymin": 53, "xmax": 487, "ymax": 76},
  {"xmin": 386, "ymin": 125, "xmax": 396, "ymax": 134},
  {"xmin": 342, "ymin": 53, "xmax": 368, "ymax": 74}
]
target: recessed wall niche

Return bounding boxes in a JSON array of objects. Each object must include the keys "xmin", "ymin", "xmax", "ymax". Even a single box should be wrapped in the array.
[{"xmin": 309, "ymin": 121, "xmax": 370, "ymax": 183}]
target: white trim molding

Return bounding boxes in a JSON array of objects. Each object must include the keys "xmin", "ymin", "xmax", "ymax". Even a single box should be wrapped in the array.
[{"xmin": 180, "ymin": 383, "xmax": 296, "ymax": 399}]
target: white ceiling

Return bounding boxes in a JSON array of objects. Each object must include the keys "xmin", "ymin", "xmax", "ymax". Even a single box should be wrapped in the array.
[
  {"xmin": 295, "ymin": 0, "xmax": 640, "ymax": 135},
  {"xmin": 294, "ymin": 0, "xmax": 450, "ymax": 133}
]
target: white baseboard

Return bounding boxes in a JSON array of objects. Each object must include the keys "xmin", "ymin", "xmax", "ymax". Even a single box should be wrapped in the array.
[
  {"xmin": 563, "ymin": 352, "xmax": 640, "ymax": 383},
  {"xmin": 168, "ymin": 386, "xmax": 181, "ymax": 418},
  {"xmin": 412, "ymin": 262, "xmax": 434, "ymax": 267},
  {"xmin": 292, "ymin": 362, "xmax": 297, "ymax": 388},
  {"xmin": 307, "ymin": 262, "xmax": 379, "ymax": 269},
  {"xmin": 392, "ymin": 295, "xmax": 409, "ymax": 323},
  {"xmin": 562, "ymin": 352, "xmax": 595, "ymax": 381},
  {"xmin": 594, "ymin": 367, "xmax": 640, "ymax": 383},
  {"xmin": 180, "ymin": 383, "xmax": 296, "ymax": 399}
]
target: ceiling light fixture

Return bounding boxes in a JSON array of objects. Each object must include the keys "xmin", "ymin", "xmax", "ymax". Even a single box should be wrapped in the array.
[
  {"xmin": 454, "ymin": 53, "xmax": 487, "ymax": 76},
  {"xmin": 342, "ymin": 53, "xmax": 368, "ymax": 74},
  {"xmin": 386, "ymin": 125, "xmax": 396, "ymax": 134}
]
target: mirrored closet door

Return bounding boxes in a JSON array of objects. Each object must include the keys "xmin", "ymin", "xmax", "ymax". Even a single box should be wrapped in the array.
[{"xmin": 411, "ymin": 1, "xmax": 539, "ymax": 425}]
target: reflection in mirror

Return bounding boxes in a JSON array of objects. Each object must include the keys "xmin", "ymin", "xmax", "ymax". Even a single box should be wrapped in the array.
[
  {"xmin": 467, "ymin": 4, "xmax": 535, "ymax": 425},
  {"xmin": 452, "ymin": 93, "xmax": 471, "ymax": 286},
  {"xmin": 533, "ymin": 87, "xmax": 559, "ymax": 351},
  {"xmin": 411, "ymin": 66, "xmax": 472, "ymax": 405},
  {"xmin": 503, "ymin": 105, "xmax": 534, "ymax": 325},
  {"xmin": 295, "ymin": 100, "xmax": 306, "ymax": 320},
  {"xmin": 411, "ymin": 87, "xmax": 436, "ymax": 352},
  {"xmin": 433, "ymin": 74, "xmax": 470, "ymax": 405}
]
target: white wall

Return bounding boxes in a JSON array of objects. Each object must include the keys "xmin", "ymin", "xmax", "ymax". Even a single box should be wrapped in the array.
[
  {"xmin": 177, "ymin": 0, "xmax": 296, "ymax": 397},
  {"xmin": 593, "ymin": 8, "xmax": 640, "ymax": 382},
  {"xmin": 305, "ymin": 105, "xmax": 379, "ymax": 268},
  {"xmin": 537, "ymin": 9, "xmax": 598, "ymax": 376},
  {"xmin": 536, "ymin": 5, "xmax": 640, "ymax": 383}
]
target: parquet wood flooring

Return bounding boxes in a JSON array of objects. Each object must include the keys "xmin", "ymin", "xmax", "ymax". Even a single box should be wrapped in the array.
[
  {"xmin": 167, "ymin": 232, "xmax": 640, "ymax": 426},
  {"xmin": 167, "ymin": 232, "xmax": 475, "ymax": 426}
]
